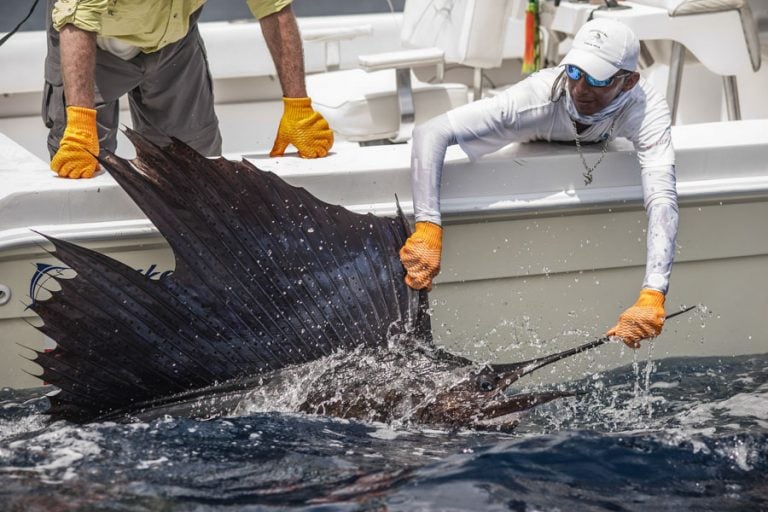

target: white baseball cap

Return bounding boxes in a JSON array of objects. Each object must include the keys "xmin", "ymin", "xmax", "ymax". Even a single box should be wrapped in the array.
[{"xmin": 561, "ymin": 18, "xmax": 639, "ymax": 81}]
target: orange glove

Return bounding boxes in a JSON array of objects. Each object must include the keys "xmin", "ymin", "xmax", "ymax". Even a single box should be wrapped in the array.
[
  {"xmin": 607, "ymin": 289, "xmax": 666, "ymax": 348},
  {"xmin": 51, "ymin": 106, "xmax": 100, "ymax": 179},
  {"xmin": 399, "ymin": 221, "xmax": 443, "ymax": 291},
  {"xmin": 270, "ymin": 97, "xmax": 333, "ymax": 158}
]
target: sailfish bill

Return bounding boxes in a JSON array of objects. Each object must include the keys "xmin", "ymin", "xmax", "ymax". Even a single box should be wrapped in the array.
[{"xmin": 30, "ymin": 130, "xmax": 630, "ymax": 429}]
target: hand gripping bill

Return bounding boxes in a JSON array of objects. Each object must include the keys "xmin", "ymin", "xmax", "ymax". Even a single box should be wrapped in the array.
[
  {"xmin": 51, "ymin": 106, "xmax": 100, "ymax": 179},
  {"xmin": 270, "ymin": 97, "xmax": 334, "ymax": 159},
  {"xmin": 607, "ymin": 288, "xmax": 666, "ymax": 348},
  {"xmin": 399, "ymin": 221, "xmax": 443, "ymax": 291}
]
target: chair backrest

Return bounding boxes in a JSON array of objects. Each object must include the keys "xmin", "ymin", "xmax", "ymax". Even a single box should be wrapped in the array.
[{"xmin": 399, "ymin": 0, "xmax": 513, "ymax": 69}]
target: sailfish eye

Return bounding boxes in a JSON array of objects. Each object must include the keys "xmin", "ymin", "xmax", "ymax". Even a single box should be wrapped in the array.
[{"xmin": 476, "ymin": 373, "xmax": 497, "ymax": 392}]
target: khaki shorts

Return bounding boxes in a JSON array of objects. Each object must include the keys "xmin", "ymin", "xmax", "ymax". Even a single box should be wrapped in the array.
[{"xmin": 43, "ymin": 2, "xmax": 222, "ymax": 158}]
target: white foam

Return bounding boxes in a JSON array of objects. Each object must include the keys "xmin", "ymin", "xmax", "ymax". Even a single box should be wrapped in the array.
[
  {"xmin": 0, "ymin": 414, "xmax": 47, "ymax": 442},
  {"xmin": 715, "ymin": 393, "xmax": 768, "ymax": 420},
  {"xmin": 649, "ymin": 381, "xmax": 680, "ymax": 389},
  {"xmin": 717, "ymin": 441, "xmax": 754, "ymax": 471},
  {"xmin": 0, "ymin": 424, "xmax": 104, "ymax": 483},
  {"xmin": 135, "ymin": 456, "xmax": 169, "ymax": 469},
  {"xmin": 680, "ymin": 391, "xmax": 768, "ymax": 427},
  {"xmin": 368, "ymin": 424, "xmax": 406, "ymax": 440}
]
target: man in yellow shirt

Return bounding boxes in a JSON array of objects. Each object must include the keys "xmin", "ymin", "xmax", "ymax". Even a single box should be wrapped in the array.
[{"xmin": 44, "ymin": 0, "xmax": 334, "ymax": 179}]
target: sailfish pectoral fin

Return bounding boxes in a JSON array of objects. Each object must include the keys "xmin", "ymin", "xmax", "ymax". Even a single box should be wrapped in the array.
[{"xmin": 478, "ymin": 390, "xmax": 584, "ymax": 421}]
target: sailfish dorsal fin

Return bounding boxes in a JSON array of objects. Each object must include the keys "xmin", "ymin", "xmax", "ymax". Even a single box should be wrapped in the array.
[{"xmin": 31, "ymin": 130, "xmax": 430, "ymax": 422}]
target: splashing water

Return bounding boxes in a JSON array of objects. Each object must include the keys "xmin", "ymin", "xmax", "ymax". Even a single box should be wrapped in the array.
[{"xmin": 2, "ymin": 351, "xmax": 767, "ymax": 511}]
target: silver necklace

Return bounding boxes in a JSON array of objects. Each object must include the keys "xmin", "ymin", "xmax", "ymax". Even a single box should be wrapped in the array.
[{"xmin": 572, "ymin": 118, "xmax": 616, "ymax": 186}]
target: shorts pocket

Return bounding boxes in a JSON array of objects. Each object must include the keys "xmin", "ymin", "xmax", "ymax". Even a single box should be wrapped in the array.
[{"xmin": 41, "ymin": 81, "xmax": 66, "ymax": 133}]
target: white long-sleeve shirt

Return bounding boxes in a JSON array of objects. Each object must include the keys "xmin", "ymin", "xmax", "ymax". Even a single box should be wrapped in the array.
[{"xmin": 411, "ymin": 67, "xmax": 678, "ymax": 294}]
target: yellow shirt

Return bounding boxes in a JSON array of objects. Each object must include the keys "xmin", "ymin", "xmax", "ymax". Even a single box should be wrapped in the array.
[{"xmin": 52, "ymin": 0, "xmax": 293, "ymax": 53}]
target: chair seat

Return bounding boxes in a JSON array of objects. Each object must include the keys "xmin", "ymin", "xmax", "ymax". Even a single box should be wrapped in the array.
[
  {"xmin": 307, "ymin": 68, "xmax": 469, "ymax": 142},
  {"xmin": 630, "ymin": 0, "xmax": 761, "ymax": 72}
]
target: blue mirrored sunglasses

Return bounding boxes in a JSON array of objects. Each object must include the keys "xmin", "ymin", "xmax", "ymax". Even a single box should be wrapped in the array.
[{"xmin": 564, "ymin": 64, "xmax": 627, "ymax": 87}]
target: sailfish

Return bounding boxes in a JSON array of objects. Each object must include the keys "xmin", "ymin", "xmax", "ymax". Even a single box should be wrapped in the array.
[{"xmin": 28, "ymin": 130, "xmax": 654, "ymax": 429}]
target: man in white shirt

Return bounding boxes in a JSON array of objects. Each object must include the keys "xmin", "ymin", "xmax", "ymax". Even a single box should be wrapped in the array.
[{"xmin": 399, "ymin": 18, "xmax": 678, "ymax": 348}]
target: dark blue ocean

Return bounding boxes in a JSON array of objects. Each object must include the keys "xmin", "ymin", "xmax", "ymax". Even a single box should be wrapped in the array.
[{"xmin": 1, "ymin": 351, "xmax": 767, "ymax": 511}]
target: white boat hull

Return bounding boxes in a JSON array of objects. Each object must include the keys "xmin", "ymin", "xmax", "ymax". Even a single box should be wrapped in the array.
[{"xmin": 2, "ymin": 119, "xmax": 767, "ymax": 389}]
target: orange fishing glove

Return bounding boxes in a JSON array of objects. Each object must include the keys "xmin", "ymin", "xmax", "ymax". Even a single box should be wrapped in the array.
[
  {"xmin": 50, "ymin": 106, "xmax": 100, "ymax": 179},
  {"xmin": 270, "ymin": 97, "xmax": 333, "ymax": 159},
  {"xmin": 399, "ymin": 221, "xmax": 443, "ymax": 291},
  {"xmin": 607, "ymin": 288, "xmax": 666, "ymax": 348}
]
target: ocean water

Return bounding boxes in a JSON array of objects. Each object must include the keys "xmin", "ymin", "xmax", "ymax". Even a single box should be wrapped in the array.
[{"xmin": 1, "ymin": 352, "xmax": 767, "ymax": 511}]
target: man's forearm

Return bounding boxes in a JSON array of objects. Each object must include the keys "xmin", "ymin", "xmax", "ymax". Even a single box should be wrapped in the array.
[
  {"xmin": 640, "ymin": 164, "xmax": 678, "ymax": 294},
  {"xmin": 643, "ymin": 202, "xmax": 678, "ymax": 294},
  {"xmin": 259, "ymin": 6, "xmax": 306, "ymax": 98},
  {"xmin": 411, "ymin": 114, "xmax": 457, "ymax": 225},
  {"xmin": 60, "ymin": 24, "xmax": 97, "ymax": 108}
]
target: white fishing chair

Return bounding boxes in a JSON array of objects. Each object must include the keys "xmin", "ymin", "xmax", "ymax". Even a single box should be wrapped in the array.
[
  {"xmin": 534, "ymin": 0, "xmax": 762, "ymax": 123},
  {"xmin": 626, "ymin": 0, "xmax": 762, "ymax": 122},
  {"xmin": 304, "ymin": 0, "xmax": 513, "ymax": 144}
]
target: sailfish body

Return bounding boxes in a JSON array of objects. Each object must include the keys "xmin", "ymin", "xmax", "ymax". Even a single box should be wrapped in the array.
[{"xmin": 30, "ymin": 131, "xmax": 574, "ymax": 428}]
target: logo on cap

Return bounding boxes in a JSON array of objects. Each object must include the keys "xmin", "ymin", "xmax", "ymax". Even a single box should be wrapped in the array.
[{"xmin": 584, "ymin": 29, "xmax": 608, "ymax": 50}]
